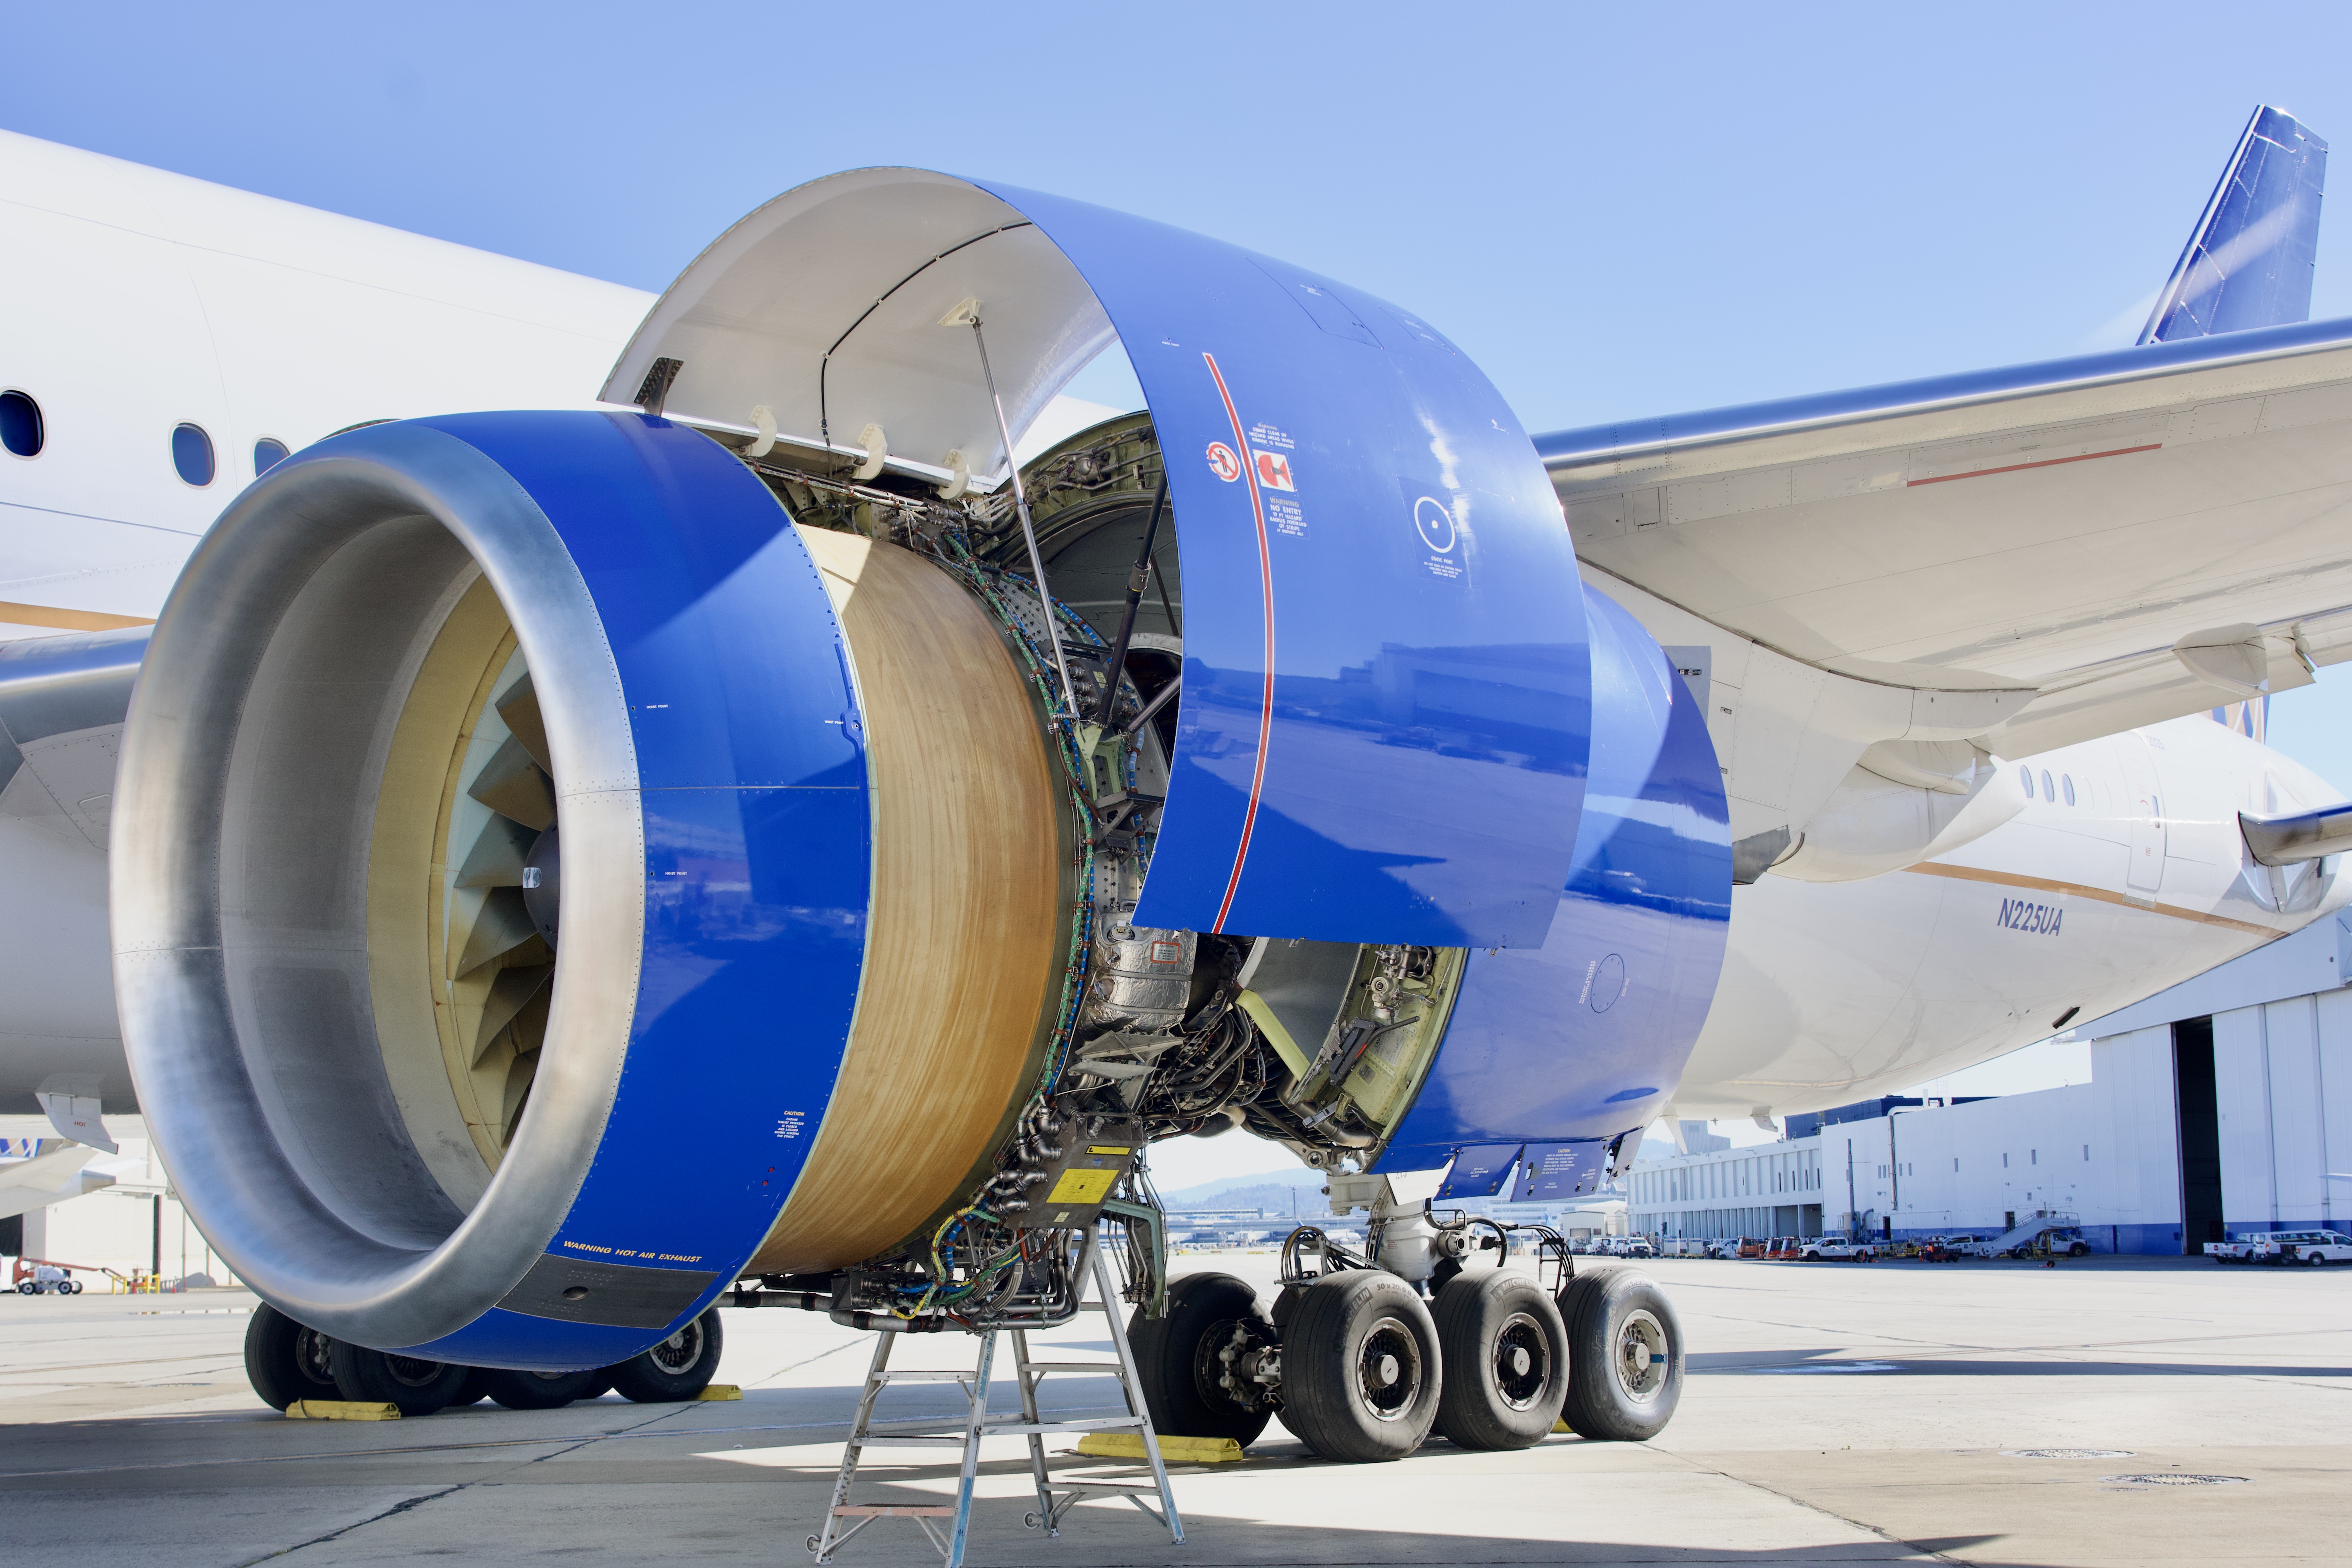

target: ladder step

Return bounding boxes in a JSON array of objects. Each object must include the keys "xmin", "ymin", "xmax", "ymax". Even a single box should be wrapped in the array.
[
  {"xmin": 979, "ymin": 1416, "xmax": 1145, "ymax": 1436},
  {"xmin": 852, "ymin": 1434, "xmax": 970, "ymax": 1445},
  {"xmin": 868, "ymin": 1370, "xmax": 974, "ymax": 1383},
  {"xmin": 833, "ymin": 1505, "xmax": 955, "ymax": 1518},
  {"xmin": 1019, "ymin": 1362, "xmax": 1124, "ymax": 1373}
]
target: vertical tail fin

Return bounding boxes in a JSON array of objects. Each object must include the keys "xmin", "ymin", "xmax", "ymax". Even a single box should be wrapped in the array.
[{"xmin": 2141, "ymin": 106, "xmax": 2328, "ymax": 343}]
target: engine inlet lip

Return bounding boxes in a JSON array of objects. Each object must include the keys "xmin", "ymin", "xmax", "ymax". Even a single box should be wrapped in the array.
[{"xmin": 113, "ymin": 420, "xmax": 645, "ymax": 1352}]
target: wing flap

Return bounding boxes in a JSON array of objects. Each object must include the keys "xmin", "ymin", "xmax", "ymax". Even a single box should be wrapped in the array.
[{"xmin": 1549, "ymin": 320, "xmax": 2352, "ymax": 753}]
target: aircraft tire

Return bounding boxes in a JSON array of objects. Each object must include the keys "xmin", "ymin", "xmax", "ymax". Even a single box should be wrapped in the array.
[
  {"xmin": 1127, "ymin": 1272, "xmax": 1274, "ymax": 1445},
  {"xmin": 1431, "ymin": 1270, "xmax": 1568, "ymax": 1450},
  {"xmin": 1269, "ymin": 1280, "xmax": 1309, "ymax": 1334},
  {"xmin": 1560, "ymin": 1267, "xmax": 1682, "ymax": 1441},
  {"xmin": 243, "ymin": 1302, "xmax": 343, "ymax": 1412},
  {"xmin": 1276, "ymin": 1271, "xmax": 1440, "ymax": 1463},
  {"xmin": 448, "ymin": 1368, "xmax": 492, "ymax": 1406},
  {"xmin": 327, "ymin": 1340, "xmax": 469, "ymax": 1416},
  {"xmin": 478, "ymin": 1367, "xmax": 606, "ymax": 1410},
  {"xmin": 606, "ymin": 1309, "xmax": 723, "ymax": 1402}
]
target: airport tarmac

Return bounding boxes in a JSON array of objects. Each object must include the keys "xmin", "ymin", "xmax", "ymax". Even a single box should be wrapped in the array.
[{"xmin": 0, "ymin": 1254, "xmax": 2343, "ymax": 1566}]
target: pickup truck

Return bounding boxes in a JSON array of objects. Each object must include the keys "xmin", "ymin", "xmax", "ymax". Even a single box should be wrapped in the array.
[
  {"xmin": 2251, "ymin": 1230, "xmax": 2352, "ymax": 1266},
  {"xmin": 1799, "ymin": 1239, "xmax": 1877, "ymax": 1262},
  {"xmin": 2204, "ymin": 1236, "xmax": 2258, "ymax": 1264}
]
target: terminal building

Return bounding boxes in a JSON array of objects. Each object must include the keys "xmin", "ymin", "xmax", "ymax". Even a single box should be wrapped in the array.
[{"xmin": 1631, "ymin": 910, "xmax": 2352, "ymax": 1254}]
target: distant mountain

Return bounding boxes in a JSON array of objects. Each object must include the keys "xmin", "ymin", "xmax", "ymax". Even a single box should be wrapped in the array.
[
  {"xmin": 1168, "ymin": 1180, "xmax": 1335, "ymax": 1218},
  {"xmin": 1162, "ymin": 1167, "xmax": 1329, "ymax": 1209}
]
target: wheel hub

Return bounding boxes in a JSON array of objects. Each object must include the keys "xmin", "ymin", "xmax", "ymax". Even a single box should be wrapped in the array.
[
  {"xmin": 1492, "ymin": 1312, "xmax": 1551, "ymax": 1409},
  {"xmin": 1208, "ymin": 1318, "xmax": 1280, "ymax": 1411},
  {"xmin": 296, "ymin": 1327, "xmax": 334, "ymax": 1385},
  {"xmin": 650, "ymin": 1321, "xmax": 703, "ymax": 1374},
  {"xmin": 1356, "ymin": 1317, "xmax": 1423, "ymax": 1420},
  {"xmin": 1615, "ymin": 1307, "xmax": 1669, "ymax": 1400},
  {"xmin": 386, "ymin": 1354, "xmax": 446, "ymax": 1388}
]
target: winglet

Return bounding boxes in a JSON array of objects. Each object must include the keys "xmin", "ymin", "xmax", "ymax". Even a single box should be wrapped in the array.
[{"xmin": 2141, "ymin": 106, "xmax": 2328, "ymax": 343}]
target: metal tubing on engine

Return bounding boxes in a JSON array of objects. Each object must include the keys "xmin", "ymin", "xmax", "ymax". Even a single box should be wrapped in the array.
[
  {"xmin": 968, "ymin": 317, "xmax": 1079, "ymax": 720},
  {"xmin": 2241, "ymin": 802, "xmax": 2352, "ymax": 865},
  {"xmin": 1095, "ymin": 474, "xmax": 1168, "ymax": 725}
]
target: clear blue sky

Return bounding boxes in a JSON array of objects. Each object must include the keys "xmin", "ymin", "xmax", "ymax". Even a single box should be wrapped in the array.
[
  {"xmin": 16, "ymin": 2, "xmax": 2352, "ymax": 434},
  {"xmin": 16, "ymin": 3, "xmax": 2352, "ymax": 1184}
]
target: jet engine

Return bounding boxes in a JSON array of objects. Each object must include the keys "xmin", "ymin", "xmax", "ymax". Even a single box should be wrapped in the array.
[{"xmin": 115, "ymin": 169, "xmax": 1733, "ymax": 1369}]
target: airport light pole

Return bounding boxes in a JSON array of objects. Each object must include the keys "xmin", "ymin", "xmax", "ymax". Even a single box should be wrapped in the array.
[
  {"xmin": 1845, "ymin": 1137, "xmax": 1857, "ymax": 1240},
  {"xmin": 1888, "ymin": 1108, "xmax": 1915, "ymax": 1242},
  {"xmin": 1888, "ymin": 1109, "xmax": 1905, "ymax": 1217}
]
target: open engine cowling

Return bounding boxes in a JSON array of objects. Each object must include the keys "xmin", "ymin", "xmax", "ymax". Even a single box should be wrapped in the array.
[{"xmin": 117, "ymin": 168, "xmax": 1734, "ymax": 1362}]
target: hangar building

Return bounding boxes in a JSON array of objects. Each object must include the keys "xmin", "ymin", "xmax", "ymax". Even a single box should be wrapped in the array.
[{"xmin": 1632, "ymin": 910, "xmax": 2352, "ymax": 1254}]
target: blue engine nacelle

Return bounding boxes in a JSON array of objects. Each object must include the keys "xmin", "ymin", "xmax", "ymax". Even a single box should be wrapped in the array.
[{"xmin": 115, "ymin": 170, "xmax": 1728, "ymax": 1368}]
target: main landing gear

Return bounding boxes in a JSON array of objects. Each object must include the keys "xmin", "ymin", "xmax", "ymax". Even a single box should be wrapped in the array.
[
  {"xmin": 1127, "ymin": 1178, "xmax": 1686, "ymax": 1463},
  {"xmin": 241, "ymin": 1301, "xmax": 725, "ymax": 1416}
]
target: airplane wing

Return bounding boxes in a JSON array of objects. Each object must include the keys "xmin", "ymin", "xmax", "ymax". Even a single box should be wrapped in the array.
[
  {"xmin": 1546, "ymin": 312, "xmax": 2352, "ymax": 763},
  {"xmin": 1539, "ymin": 107, "xmax": 2352, "ymax": 868}
]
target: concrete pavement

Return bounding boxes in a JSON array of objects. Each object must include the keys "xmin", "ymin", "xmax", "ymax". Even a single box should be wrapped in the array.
[{"xmin": 0, "ymin": 1254, "xmax": 2342, "ymax": 1566}]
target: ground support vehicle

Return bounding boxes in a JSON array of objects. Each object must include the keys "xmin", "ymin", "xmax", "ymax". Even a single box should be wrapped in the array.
[
  {"xmin": 2252, "ymin": 1230, "xmax": 2352, "ymax": 1265},
  {"xmin": 2028, "ymin": 1229, "xmax": 2091, "ymax": 1259},
  {"xmin": 10, "ymin": 1259, "xmax": 85, "ymax": 1295},
  {"xmin": 1798, "ymin": 1239, "xmax": 1876, "ymax": 1262},
  {"xmin": 2205, "ymin": 1236, "xmax": 2257, "ymax": 1263},
  {"xmin": 1962, "ymin": 1215, "xmax": 2085, "ymax": 1258},
  {"xmin": 1123, "ymin": 1171, "xmax": 1683, "ymax": 1462}
]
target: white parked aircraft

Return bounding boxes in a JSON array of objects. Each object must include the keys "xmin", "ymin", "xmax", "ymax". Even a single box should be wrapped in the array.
[
  {"xmin": 0, "ymin": 115, "xmax": 2344, "ymax": 1159},
  {"xmin": 0, "ymin": 128, "xmax": 649, "ymax": 1136}
]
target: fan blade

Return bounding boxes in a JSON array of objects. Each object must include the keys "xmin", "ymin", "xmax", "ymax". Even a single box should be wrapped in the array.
[
  {"xmin": 470, "ymin": 964, "xmax": 553, "ymax": 1067},
  {"xmin": 449, "ymin": 887, "xmax": 542, "ymax": 979},
  {"xmin": 466, "ymin": 733, "xmax": 555, "ymax": 830},
  {"xmin": 495, "ymin": 674, "xmax": 553, "ymax": 776},
  {"xmin": 500, "ymin": 1059, "xmax": 535, "ymax": 1145},
  {"xmin": 455, "ymin": 815, "xmax": 540, "ymax": 888}
]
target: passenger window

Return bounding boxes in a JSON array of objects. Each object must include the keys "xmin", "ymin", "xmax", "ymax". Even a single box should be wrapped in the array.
[
  {"xmin": 2018, "ymin": 765, "xmax": 2034, "ymax": 798},
  {"xmin": 254, "ymin": 437, "xmax": 289, "ymax": 475},
  {"xmin": 2062, "ymin": 775, "xmax": 2075, "ymax": 807},
  {"xmin": 2041, "ymin": 769, "xmax": 2054, "ymax": 801},
  {"xmin": 0, "ymin": 390, "xmax": 42, "ymax": 457},
  {"xmin": 172, "ymin": 423, "xmax": 216, "ymax": 486}
]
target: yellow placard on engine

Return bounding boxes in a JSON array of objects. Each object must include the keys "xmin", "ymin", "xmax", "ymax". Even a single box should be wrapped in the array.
[
  {"xmin": 1011, "ymin": 1119, "xmax": 1144, "ymax": 1230},
  {"xmin": 1045, "ymin": 1167, "xmax": 1120, "ymax": 1207}
]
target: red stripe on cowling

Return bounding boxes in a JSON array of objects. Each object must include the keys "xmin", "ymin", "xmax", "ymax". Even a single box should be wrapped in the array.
[{"xmin": 1203, "ymin": 351, "xmax": 1275, "ymax": 934}]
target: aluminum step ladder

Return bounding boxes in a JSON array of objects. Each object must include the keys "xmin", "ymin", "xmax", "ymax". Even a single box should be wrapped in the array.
[{"xmin": 808, "ymin": 1238, "xmax": 1184, "ymax": 1567}]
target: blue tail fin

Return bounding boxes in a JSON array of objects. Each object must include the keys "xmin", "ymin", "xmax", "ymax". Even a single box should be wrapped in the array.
[{"xmin": 2141, "ymin": 106, "xmax": 2328, "ymax": 343}]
